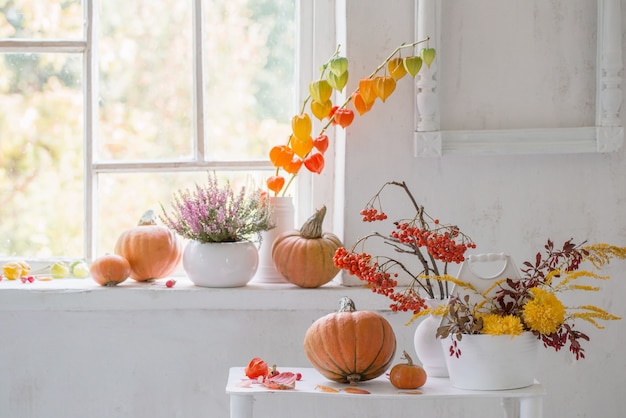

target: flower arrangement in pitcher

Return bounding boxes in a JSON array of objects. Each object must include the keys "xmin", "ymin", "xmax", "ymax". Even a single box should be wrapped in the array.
[
  {"xmin": 160, "ymin": 172, "xmax": 274, "ymax": 243},
  {"xmin": 433, "ymin": 239, "xmax": 626, "ymax": 360},
  {"xmin": 332, "ymin": 179, "xmax": 626, "ymax": 360},
  {"xmin": 266, "ymin": 41, "xmax": 436, "ymax": 196},
  {"xmin": 333, "ymin": 180, "xmax": 476, "ymax": 314}
]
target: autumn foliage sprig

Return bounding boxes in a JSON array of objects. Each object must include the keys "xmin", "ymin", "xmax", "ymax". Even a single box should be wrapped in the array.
[
  {"xmin": 435, "ymin": 239, "xmax": 626, "ymax": 360},
  {"xmin": 267, "ymin": 40, "xmax": 436, "ymax": 196},
  {"xmin": 333, "ymin": 181, "xmax": 476, "ymax": 314}
]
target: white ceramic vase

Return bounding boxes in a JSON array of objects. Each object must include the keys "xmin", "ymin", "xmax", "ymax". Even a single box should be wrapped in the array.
[
  {"xmin": 413, "ymin": 298, "xmax": 449, "ymax": 377},
  {"xmin": 251, "ymin": 196, "xmax": 295, "ymax": 284},
  {"xmin": 442, "ymin": 332, "xmax": 539, "ymax": 390},
  {"xmin": 183, "ymin": 240, "xmax": 259, "ymax": 287}
]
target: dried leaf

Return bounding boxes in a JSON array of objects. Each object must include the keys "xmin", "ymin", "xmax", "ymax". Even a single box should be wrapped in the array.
[
  {"xmin": 399, "ymin": 390, "xmax": 423, "ymax": 395},
  {"xmin": 315, "ymin": 384, "xmax": 339, "ymax": 393},
  {"xmin": 343, "ymin": 387, "xmax": 371, "ymax": 394}
]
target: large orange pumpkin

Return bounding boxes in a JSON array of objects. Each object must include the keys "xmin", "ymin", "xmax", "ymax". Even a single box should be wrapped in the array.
[
  {"xmin": 303, "ymin": 297, "xmax": 396, "ymax": 385},
  {"xmin": 271, "ymin": 205, "xmax": 342, "ymax": 288},
  {"xmin": 114, "ymin": 210, "xmax": 182, "ymax": 281}
]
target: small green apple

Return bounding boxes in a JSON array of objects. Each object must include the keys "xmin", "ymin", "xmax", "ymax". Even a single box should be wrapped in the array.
[
  {"xmin": 50, "ymin": 262, "xmax": 70, "ymax": 279},
  {"xmin": 70, "ymin": 261, "xmax": 90, "ymax": 278}
]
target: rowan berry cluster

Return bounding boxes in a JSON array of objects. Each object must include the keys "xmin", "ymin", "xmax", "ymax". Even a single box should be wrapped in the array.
[
  {"xmin": 391, "ymin": 222, "xmax": 476, "ymax": 264},
  {"xmin": 360, "ymin": 208, "xmax": 387, "ymax": 222},
  {"xmin": 333, "ymin": 180, "xmax": 476, "ymax": 313},
  {"xmin": 333, "ymin": 248, "xmax": 398, "ymax": 296},
  {"xmin": 388, "ymin": 288, "xmax": 427, "ymax": 313}
]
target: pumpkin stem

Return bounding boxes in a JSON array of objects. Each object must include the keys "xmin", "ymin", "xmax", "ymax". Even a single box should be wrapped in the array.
[
  {"xmin": 138, "ymin": 209, "xmax": 158, "ymax": 226},
  {"xmin": 338, "ymin": 296, "xmax": 356, "ymax": 313},
  {"xmin": 346, "ymin": 373, "xmax": 362, "ymax": 386},
  {"xmin": 401, "ymin": 350, "xmax": 414, "ymax": 366},
  {"xmin": 299, "ymin": 205, "xmax": 327, "ymax": 239}
]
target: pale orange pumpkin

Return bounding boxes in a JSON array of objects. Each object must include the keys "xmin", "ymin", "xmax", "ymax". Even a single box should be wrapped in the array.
[
  {"xmin": 271, "ymin": 205, "xmax": 342, "ymax": 288},
  {"xmin": 114, "ymin": 210, "xmax": 182, "ymax": 281},
  {"xmin": 303, "ymin": 297, "xmax": 397, "ymax": 385},
  {"xmin": 90, "ymin": 254, "xmax": 131, "ymax": 286}
]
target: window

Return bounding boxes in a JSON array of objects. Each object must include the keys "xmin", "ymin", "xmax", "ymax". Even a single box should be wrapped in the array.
[{"xmin": 0, "ymin": 0, "xmax": 335, "ymax": 264}]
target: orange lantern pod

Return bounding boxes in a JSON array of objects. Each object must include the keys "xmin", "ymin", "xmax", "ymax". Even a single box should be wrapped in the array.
[
  {"xmin": 304, "ymin": 152, "xmax": 325, "ymax": 174},
  {"xmin": 290, "ymin": 135, "xmax": 314, "ymax": 159},
  {"xmin": 284, "ymin": 156, "xmax": 303, "ymax": 175},
  {"xmin": 269, "ymin": 145, "xmax": 294, "ymax": 168},
  {"xmin": 333, "ymin": 108, "xmax": 355, "ymax": 128},
  {"xmin": 358, "ymin": 78, "xmax": 377, "ymax": 105},
  {"xmin": 267, "ymin": 175, "xmax": 285, "ymax": 194},
  {"xmin": 373, "ymin": 75, "xmax": 396, "ymax": 102},
  {"xmin": 352, "ymin": 91, "xmax": 374, "ymax": 116},
  {"xmin": 313, "ymin": 134, "xmax": 329, "ymax": 153}
]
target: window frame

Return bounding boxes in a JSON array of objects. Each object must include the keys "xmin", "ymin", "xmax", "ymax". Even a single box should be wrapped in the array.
[{"xmin": 0, "ymin": 0, "xmax": 342, "ymax": 263}]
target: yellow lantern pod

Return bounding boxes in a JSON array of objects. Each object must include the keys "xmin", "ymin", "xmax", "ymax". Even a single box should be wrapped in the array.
[
  {"xmin": 373, "ymin": 75, "xmax": 396, "ymax": 102},
  {"xmin": 388, "ymin": 57, "xmax": 407, "ymax": 81},
  {"xmin": 291, "ymin": 113, "xmax": 312, "ymax": 141},
  {"xmin": 290, "ymin": 135, "xmax": 314, "ymax": 159},
  {"xmin": 311, "ymin": 99, "xmax": 333, "ymax": 120},
  {"xmin": 309, "ymin": 80, "xmax": 333, "ymax": 104}
]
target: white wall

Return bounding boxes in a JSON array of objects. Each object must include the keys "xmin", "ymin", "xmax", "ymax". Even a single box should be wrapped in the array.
[
  {"xmin": 1, "ymin": 1, "xmax": 625, "ymax": 417},
  {"xmin": 343, "ymin": 1, "xmax": 626, "ymax": 417}
]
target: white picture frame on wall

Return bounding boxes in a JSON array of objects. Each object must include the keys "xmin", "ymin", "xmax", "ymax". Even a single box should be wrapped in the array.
[{"xmin": 414, "ymin": 0, "xmax": 623, "ymax": 156}]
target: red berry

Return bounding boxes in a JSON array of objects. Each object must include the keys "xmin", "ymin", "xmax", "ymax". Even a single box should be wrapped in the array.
[
  {"xmin": 27, "ymin": 276, "xmax": 34, "ymax": 283},
  {"xmin": 166, "ymin": 279, "xmax": 176, "ymax": 288},
  {"xmin": 296, "ymin": 372, "xmax": 302, "ymax": 381}
]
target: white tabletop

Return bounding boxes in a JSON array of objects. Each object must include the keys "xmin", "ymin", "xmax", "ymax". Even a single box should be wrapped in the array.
[
  {"xmin": 226, "ymin": 367, "xmax": 545, "ymax": 417},
  {"xmin": 226, "ymin": 366, "xmax": 545, "ymax": 400}
]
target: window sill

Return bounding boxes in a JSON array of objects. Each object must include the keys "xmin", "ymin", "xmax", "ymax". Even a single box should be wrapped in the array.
[{"xmin": 0, "ymin": 277, "xmax": 393, "ymax": 312}]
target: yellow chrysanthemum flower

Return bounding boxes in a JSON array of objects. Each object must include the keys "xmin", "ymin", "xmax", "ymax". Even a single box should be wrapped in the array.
[
  {"xmin": 522, "ymin": 287, "xmax": 566, "ymax": 335},
  {"xmin": 481, "ymin": 314, "xmax": 524, "ymax": 336}
]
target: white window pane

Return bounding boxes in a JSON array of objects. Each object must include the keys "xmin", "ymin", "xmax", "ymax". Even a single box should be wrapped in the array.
[
  {"xmin": 98, "ymin": 0, "xmax": 194, "ymax": 161},
  {"xmin": 0, "ymin": 0, "xmax": 83, "ymax": 39},
  {"xmin": 203, "ymin": 0, "xmax": 295, "ymax": 160},
  {"xmin": 0, "ymin": 53, "xmax": 83, "ymax": 258}
]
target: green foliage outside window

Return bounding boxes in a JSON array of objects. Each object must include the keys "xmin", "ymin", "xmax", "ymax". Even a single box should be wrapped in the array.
[{"xmin": 0, "ymin": 0, "xmax": 295, "ymax": 259}]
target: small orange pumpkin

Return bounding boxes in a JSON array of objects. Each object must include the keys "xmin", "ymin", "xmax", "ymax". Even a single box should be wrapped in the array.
[
  {"xmin": 114, "ymin": 210, "xmax": 182, "ymax": 281},
  {"xmin": 271, "ymin": 205, "xmax": 342, "ymax": 288},
  {"xmin": 90, "ymin": 254, "xmax": 131, "ymax": 286},
  {"xmin": 389, "ymin": 350, "xmax": 427, "ymax": 389},
  {"xmin": 304, "ymin": 297, "xmax": 396, "ymax": 385}
]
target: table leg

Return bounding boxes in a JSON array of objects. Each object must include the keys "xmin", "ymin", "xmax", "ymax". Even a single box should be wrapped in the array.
[
  {"xmin": 501, "ymin": 397, "xmax": 519, "ymax": 418},
  {"xmin": 519, "ymin": 396, "xmax": 542, "ymax": 418},
  {"xmin": 230, "ymin": 394, "xmax": 254, "ymax": 418}
]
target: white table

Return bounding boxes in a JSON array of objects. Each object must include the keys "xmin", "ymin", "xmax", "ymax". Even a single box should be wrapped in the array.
[{"xmin": 225, "ymin": 367, "xmax": 545, "ymax": 418}]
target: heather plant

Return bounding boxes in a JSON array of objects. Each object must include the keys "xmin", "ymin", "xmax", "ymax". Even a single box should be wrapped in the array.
[{"xmin": 160, "ymin": 173, "xmax": 274, "ymax": 243}]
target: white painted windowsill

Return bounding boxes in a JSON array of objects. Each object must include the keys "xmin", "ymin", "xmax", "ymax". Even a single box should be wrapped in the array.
[{"xmin": 0, "ymin": 277, "xmax": 394, "ymax": 312}]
